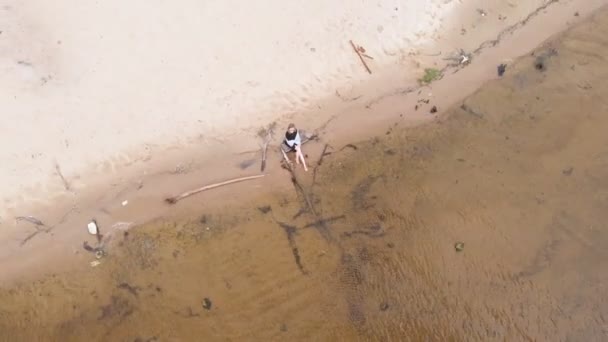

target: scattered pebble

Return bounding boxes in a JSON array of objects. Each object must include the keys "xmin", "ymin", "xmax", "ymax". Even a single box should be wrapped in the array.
[
  {"xmin": 562, "ymin": 167, "xmax": 574, "ymax": 176},
  {"xmin": 454, "ymin": 242, "xmax": 465, "ymax": 252},
  {"xmin": 257, "ymin": 206, "xmax": 272, "ymax": 214},
  {"xmin": 534, "ymin": 57, "xmax": 547, "ymax": 71},
  {"xmin": 121, "ymin": 200, "xmax": 128, "ymax": 206},
  {"xmin": 497, "ymin": 64, "xmax": 507, "ymax": 76},
  {"xmin": 90, "ymin": 260, "xmax": 102, "ymax": 267},
  {"xmin": 202, "ymin": 297, "xmax": 212, "ymax": 310},
  {"xmin": 380, "ymin": 302, "xmax": 390, "ymax": 311},
  {"xmin": 280, "ymin": 323, "xmax": 288, "ymax": 332},
  {"xmin": 95, "ymin": 250, "xmax": 105, "ymax": 259},
  {"xmin": 430, "ymin": 106, "xmax": 438, "ymax": 114}
]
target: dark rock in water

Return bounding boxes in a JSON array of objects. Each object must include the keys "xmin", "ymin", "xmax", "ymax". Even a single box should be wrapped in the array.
[
  {"xmin": 257, "ymin": 206, "xmax": 272, "ymax": 214},
  {"xmin": 497, "ymin": 63, "xmax": 507, "ymax": 76},
  {"xmin": 535, "ymin": 57, "xmax": 546, "ymax": 71},
  {"xmin": 82, "ymin": 241, "xmax": 95, "ymax": 252},
  {"xmin": 202, "ymin": 297, "xmax": 212, "ymax": 310},
  {"xmin": 238, "ymin": 159, "xmax": 256, "ymax": 170},
  {"xmin": 562, "ymin": 167, "xmax": 574, "ymax": 176},
  {"xmin": 380, "ymin": 302, "xmax": 390, "ymax": 311},
  {"xmin": 430, "ymin": 106, "xmax": 438, "ymax": 114}
]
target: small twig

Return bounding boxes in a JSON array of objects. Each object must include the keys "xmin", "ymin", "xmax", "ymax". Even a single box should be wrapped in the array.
[
  {"xmin": 18, "ymin": 206, "xmax": 78, "ymax": 246},
  {"xmin": 260, "ymin": 129, "xmax": 273, "ymax": 172},
  {"xmin": 20, "ymin": 231, "xmax": 42, "ymax": 246},
  {"xmin": 349, "ymin": 40, "xmax": 372, "ymax": 74},
  {"xmin": 165, "ymin": 174, "xmax": 265, "ymax": 204},
  {"xmin": 335, "ymin": 90, "xmax": 362, "ymax": 102},
  {"xmin": 317, "ymin": 144, "xmax": 332, "ymax": 167},
  {"xmin": 421, "ymin": 51, "xmax": 442, "ymax": 57},
  {"xmin": 312, "ymin": 144, "xmax": 332, "ymax": 185},
  {"xmin": 15, "ymin": 216, "xmax": 46, "ymax": 227},
  {"xmin": 340, "ymin": 144, "xmax": 358, "ymax": 151},
  {"xmin": 54, "ymin": 161, "xmax": 71, "ymax": 191}
]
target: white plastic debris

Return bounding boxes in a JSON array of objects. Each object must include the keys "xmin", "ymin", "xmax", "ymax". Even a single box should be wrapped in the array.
[
  {"xmin": 87, "ymin": 220, "xmax": 98, "ymax": 235},
  {"xmin": 90, "ymin": 260, "xmax": 102, "ymax": 267},
  {"xmin": 121, "ymin": 200, "xmax": 128, "ymax": 206}
]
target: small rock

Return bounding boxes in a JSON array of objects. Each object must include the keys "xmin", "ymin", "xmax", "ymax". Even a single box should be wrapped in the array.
[
  {"xmin": 95, "ymin": 250, "xmax": 105, "ymax": 259},
  {"xmin": 380, "ymin": 302, "xmax": 389, "ymax": 311},
  {"xmin": 454, "ymin": 242, "xmax": 465, "ymax": 252},
  {"xmin": 562, "ymin": 167, "xmax": 574, "ymax": 176},
  {"xmin": 202, "ymin": 297, "xmax": 212, "ymax": 310},
  {"xmin": 122, "ymin": 200, "xmax": 129, "ymax": 206},
  {"xmin": 430, "ymin": 106, "xmax": 438, "ymax": 114},
  {"xmin": 386, "ymin": 242, "xmax": 395, "ymax": 248},
  {"xmin": 257, "ymin": 206, "xmax": 272, "ymax": 214},
  {"xmin": 534, "ymin": 57, "xmax": 546, "ymax": 71},
  {"xmin": 280, "ymin": 323, "xmax": 288, "ymax": 332},
  {"xmin": 574, "ymin": 12, "xmax": 579, "ymax": 16},
  {"xmin": 497, "ymin": 64, "xmax": 507, "ymax": 76}
]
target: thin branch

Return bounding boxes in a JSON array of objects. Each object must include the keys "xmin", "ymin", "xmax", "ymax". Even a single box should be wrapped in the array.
[{"xmin": 165, "ymin": 174, "xmax": 265, "ymax": 204}]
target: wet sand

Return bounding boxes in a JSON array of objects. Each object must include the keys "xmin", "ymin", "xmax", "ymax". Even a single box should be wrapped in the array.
[{"xmin": 1, "ymin": 6, "xmax": 608, "ymax": 341}]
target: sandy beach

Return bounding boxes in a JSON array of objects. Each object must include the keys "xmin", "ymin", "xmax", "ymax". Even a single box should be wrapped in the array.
[
  {"xmin": 2, "ymin": 0, "xmax": 605, "ymax": 281},
  {"xmin": 1, "ymin": 0, "xmax": 608, "ymax": 340}
]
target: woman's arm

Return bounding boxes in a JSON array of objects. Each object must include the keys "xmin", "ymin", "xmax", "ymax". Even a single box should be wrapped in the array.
[{"xmin": 294, "ymin": 132, "xmax": 302, "ymax": 146}]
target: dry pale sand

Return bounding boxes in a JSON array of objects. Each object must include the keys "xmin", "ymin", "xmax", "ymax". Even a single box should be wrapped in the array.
[
  {"xmin": 1, "ymin": 0, "xmax": 458, "ymax": 209},
  {"xmin": 1, "ymin": 5, "xmax": 607, "ymax": 340}
]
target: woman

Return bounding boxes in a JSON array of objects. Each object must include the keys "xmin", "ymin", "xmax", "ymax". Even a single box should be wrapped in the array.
[{"xmin": 281, "ymin": 123, "xmax": 308, "ymax": 171}]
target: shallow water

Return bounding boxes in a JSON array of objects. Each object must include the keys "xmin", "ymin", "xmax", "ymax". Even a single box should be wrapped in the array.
[{"xmin": 2, "ymin": 9, "xmax": 608, "ymax": 342}]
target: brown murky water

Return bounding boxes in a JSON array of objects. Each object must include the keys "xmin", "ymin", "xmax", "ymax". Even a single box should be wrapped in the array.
[{"xmin": 2, "ymin": 10, "xmax": 608, "ymax": 342}]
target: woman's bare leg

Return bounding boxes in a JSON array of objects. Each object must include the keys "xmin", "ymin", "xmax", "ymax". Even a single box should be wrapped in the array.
[{"xmin": 295, "ymin": 146, "xmax": 308, "ymax": 171}]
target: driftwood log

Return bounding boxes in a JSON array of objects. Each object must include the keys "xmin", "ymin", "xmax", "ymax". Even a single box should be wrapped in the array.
[{"xmin": 165, "ymin": 174, "xmax": 265, "ymax": 204}]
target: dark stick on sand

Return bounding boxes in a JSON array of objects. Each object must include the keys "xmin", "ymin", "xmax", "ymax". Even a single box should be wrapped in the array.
[
  {"xmin": 350, "ymin": 40, "xmax": 372, "ymax": 74},
  {"xmin": 260, "ymin": 129, "xmax": 273, "ymax": 172},
  {"xmin": 55, "ymin": 162, "xmax": 71, "ymax": 191}
]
